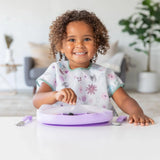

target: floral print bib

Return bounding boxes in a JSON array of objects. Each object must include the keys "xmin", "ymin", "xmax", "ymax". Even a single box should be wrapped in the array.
[{"xmin": 37, "ymin": 61, "xmax": 124, "ymax": 112}]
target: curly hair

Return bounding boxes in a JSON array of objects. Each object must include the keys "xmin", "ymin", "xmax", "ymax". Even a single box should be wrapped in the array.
[{"xmin": 49, "ymin": 10, "xmax": 109, "ymax": 61}]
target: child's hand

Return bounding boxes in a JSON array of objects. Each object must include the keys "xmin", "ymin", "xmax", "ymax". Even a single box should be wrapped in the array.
[
  {"xmin": 128, "ymin": 113, "xmax": 154, "ymax": 126},
  {"xmin": 55, "ymin": 88, "xmax": 77, "ymax": 105}
]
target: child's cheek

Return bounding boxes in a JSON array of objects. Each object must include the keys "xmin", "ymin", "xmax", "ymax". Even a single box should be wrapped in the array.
[
  {"xmin": 66, "ymin": 42, "xmax": 73, "ymax": 48},
  {"xmin": 67, "ymin": 45, "xmax": 72, "ymax": 50}
]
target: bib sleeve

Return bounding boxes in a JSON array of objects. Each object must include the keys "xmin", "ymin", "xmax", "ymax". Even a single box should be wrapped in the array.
[
  {"xmin": 36, "ymin": 63, "xmax": 56, "ymax": 91},
  {"xmin": 107, "ymin": 69, "xmax": 124, "ymax": 97}
]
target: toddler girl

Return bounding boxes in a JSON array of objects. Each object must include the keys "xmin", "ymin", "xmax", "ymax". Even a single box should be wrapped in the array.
[{"xmin": 33, "ymin": 10, "xmax": 154, "ymax": 126}]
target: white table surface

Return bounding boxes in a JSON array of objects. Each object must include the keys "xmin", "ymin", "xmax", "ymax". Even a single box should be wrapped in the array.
[{"xmin": 0, "ymin": 116, "xmax": 160, "ymax": 160}]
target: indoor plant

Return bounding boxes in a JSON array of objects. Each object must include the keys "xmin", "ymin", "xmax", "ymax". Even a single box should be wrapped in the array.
[
  {"xmin": 119, "ymin": 0, "xmax": 160, "ymax": 93},
  {"xmin": 4, "ymin": 34, "xmax": 14, "ymax": 64}
]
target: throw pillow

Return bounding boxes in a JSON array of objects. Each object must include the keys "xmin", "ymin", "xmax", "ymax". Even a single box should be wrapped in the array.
[
  {"xmin": 29, "ymin": 42, "xmax": 56, "ymax": 68},
  {"xmin": 96, "ymin": 40, "xmax": 119, "ymax": 64},
  {"xmin": 99, "ymin": 52, "xmax": 125, "ymax": 72},
  {"xmin": 96, "ymin": 41, "xmax": 126, "ymax": 72}
]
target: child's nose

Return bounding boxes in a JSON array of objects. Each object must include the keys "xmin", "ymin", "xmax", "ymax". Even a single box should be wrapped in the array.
[{"xmin": 75, "ymin": 41, "xmax": 84, "ymax": 49}]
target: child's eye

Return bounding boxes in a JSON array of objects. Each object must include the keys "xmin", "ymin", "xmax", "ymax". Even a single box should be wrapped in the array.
[
  {"xmin": 84, "ymin": 38, "xmax": 91, "ymax": 41},
  {"xmin": 68, "ymin": 39, "xmax": 75, "ymax": 42}
]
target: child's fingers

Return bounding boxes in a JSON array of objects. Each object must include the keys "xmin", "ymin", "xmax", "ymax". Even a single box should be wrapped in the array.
[
  {"xmin": 69, "ymin": 89, "xmax": 77, "ymax": 104},
  {"xmin": 55, "ymin": 92, "xmax": 64, "ymax": 101},
  {"xmin": 63, "ymin": 89, "xmax": 70, "ymax": 102},
  {"xmin": 59, "ymin": 88, "xmax": 77, "ymax": 104},
  {"xmin": 140, "ymin": 117, "xmax": 145, "ymax": 126},
  {"xmin": 67, "ymin": 88, "xmax": 76, "ymax": 104},
  {"xmin": 130, "ymin": 115, "xmax": 140, "ymax": 125},
  {"xmin": 57, "ymin": 94, "xmax": 64, "ymax": 101},
  {"xmin": 56, "ymin": 90, "xmax": 68, "ymax": 102},
  {"xmin": 68, "ymin": 89, "xmax": 75, "ymax": 104},
  {"xmin": 56, "ymin": 89, "xmax": 76, "ymax": 104},
  {"xmin": 128, "ymin": 116, "xmax": 134, "ymax": 123},
  {"xmin": 147, "ymin": 117, "xmax": 155, "ymax": 125},
  {"xmin": 143, "ymin": 116, "xmax": 154, "ymax": 125},
  {"xmin": 129, "ymin": 114, "xmax": 154, "ymax": 126},
  {"xmin": 129, "ymin": 115, "xmax": 140, "ymax": 125},
  {"xmin": 72, "ymin": 95, "xmax": 77, "ymax": 105},
  {"xmin": 144, "ymin": 118, "xmax": 150, "ymax": 126},
  {"xmin": 149, "ymin": 118, "xmax": 155, "ymax": 125},
  {"xmin": 133, "ymin": 117, "xmax": 140, "ymax": 126}
]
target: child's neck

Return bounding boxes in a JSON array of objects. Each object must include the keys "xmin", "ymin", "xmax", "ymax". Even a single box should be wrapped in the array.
[{"xmin": 68, "ymin": 61, "xmax": 91, "ymax": 69}]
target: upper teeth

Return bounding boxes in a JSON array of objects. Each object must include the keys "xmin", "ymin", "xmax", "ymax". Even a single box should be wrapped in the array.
[{"xmin": 75, "ymin": 52, "xmax": 86, "ymax": 55}]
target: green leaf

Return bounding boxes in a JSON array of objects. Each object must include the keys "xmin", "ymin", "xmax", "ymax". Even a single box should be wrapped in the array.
[
  {"xmin": 155, "ymin": 38, "xmax": 160, "ymax": 42},
  {"xmin": 119, "ymin": 19, "xmax": 130, "ymax": 26},
  {"xmin": 144, "ymin": 51, "xmax": 149, "ymax": 55},
  {"xmin": 154, "ymin": 10, "xmax": 160, "ymax": 20},
  {"xmin": 142, "ymin": 0, "xmax": 151, "ymax": 6},
  {"xmin": 142, "ymin": 17, "xmax": 152, "ymax": 25},
  {"xmin": 122, "ymin": 28, "xmax": 128, "ymax": 32},
  {"xmin": 134, "ymin": 48, "xmax": 149, "ymax": 55},
  {"xmin": 127, "ymin": 28, "xmax": 135, "ymax": 35},
  {"xmin": 151, "ymin": 34, "xmax": 158, "ymax": 39},
  {"xmin": 139, "ymin": 12, "xmax": 148, "ymax": 18},
  {"xmin": 134, "ymin": 48, "xmax": 143, "ymax": 52},
  {"xmin": 129, "ymin": 42, "xmax": 137, "ymax": 46},
  {"xmin": 136, "ymin": 28, "xmax": 146, "ymax": 34},
  {"xmin": 133, "ymin": 18, "xmax": 140, "ymax": 25},
  {"xmin": 148, "ymin": 5, "xmax": 154, "ymax": 15}
]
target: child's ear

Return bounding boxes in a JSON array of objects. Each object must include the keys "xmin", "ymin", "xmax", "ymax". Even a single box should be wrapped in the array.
[
  {"xmin": 57, "ymin": 42, "xmax": 65, "ymax": 54},
  {"xmin": 60, "ymin": 48, "xmax": 64, "ymax": 54},
  {"xmin": 56, "ymin": 45, "xmax": 64, "ymax": 54},
  {"xmin": 60, "ymin": 49, "xmax": 65, "ymax": 54}
]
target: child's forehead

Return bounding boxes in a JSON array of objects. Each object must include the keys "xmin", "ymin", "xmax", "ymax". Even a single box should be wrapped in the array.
[
  {"xmin": 66, "ymin": 21, "xmax": 94, "ymax": 34},
  {"xmin": 67, "ymin": 21, "xmax": 91, "ymax": 27}
]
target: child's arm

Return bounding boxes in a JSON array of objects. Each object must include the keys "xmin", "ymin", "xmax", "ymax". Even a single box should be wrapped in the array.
[
  {"xmin": 33, "ymin": 82, "xmax": 77, "ymax": 109},
  {"xmin": 112, "ymin": 87, "xmax": 154, "ymax": 126}
]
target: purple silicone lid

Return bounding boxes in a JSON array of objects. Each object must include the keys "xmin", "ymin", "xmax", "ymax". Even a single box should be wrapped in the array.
[{"xmin": 36, "ymin": 110, "xmax": 113, "ymax": 126}]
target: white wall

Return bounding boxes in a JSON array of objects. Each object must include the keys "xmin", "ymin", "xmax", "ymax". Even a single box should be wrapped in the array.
[{"xmin": 0, "ymin": 0, "xmax": 160, "ymax": 91}]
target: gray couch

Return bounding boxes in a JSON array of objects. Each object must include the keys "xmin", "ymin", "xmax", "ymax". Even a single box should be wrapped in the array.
[
  {"xmin": 24, "ymin": 57, "xmax": 127, "ymax": 93},
  {"xmin": 24, "ymin": 57, "xmax": 47, "ymax": 93}
]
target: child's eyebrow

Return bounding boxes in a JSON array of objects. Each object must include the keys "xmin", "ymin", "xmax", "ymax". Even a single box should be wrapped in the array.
[
  {"xmin": 67, "ymin": 35, "xmax": 75, "ymax": 38},
  {"xmin": 67, "ymin": 35, "xmax": 93, "ymax": 38},
  {"xmin": 83, "ymin": 35, "xmax": 94, "ymax": 37}
]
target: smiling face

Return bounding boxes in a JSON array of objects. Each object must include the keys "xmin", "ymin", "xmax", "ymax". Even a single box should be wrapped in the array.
[{"xmin": 60, "ymin": 21, "xmax": 97, "ymax": 69}]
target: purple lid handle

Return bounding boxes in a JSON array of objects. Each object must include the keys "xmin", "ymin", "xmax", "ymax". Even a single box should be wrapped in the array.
[
  {"xmin": 22, "ymin": 115, "xmax": 32, "ymax": 122},
  {"xmin": 116, "ymin": 115, "xmax": 127, "ymax": 123}
]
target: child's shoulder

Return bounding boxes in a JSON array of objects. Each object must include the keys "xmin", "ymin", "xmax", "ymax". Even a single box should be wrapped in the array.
[
  {"xmin": 48, "ymin": 60, "xmax": 68, "ymax": 68},
  {"xmin": 92, "ymin": 63, "xmax": 104, "ymax": 68},
  {"xmin": 91, "ymin": 63, "xmax": 113, "ymax": 73}
]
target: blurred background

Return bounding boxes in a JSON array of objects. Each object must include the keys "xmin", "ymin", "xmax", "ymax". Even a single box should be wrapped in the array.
[{"xmin": 0, "ymin": 0, "xmax": 160, "ymax": 92}]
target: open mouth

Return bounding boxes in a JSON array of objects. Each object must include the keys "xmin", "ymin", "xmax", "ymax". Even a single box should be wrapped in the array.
[{"xmin": 73, "ymin": 52, "xmax": 87, "ymax": 55}]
